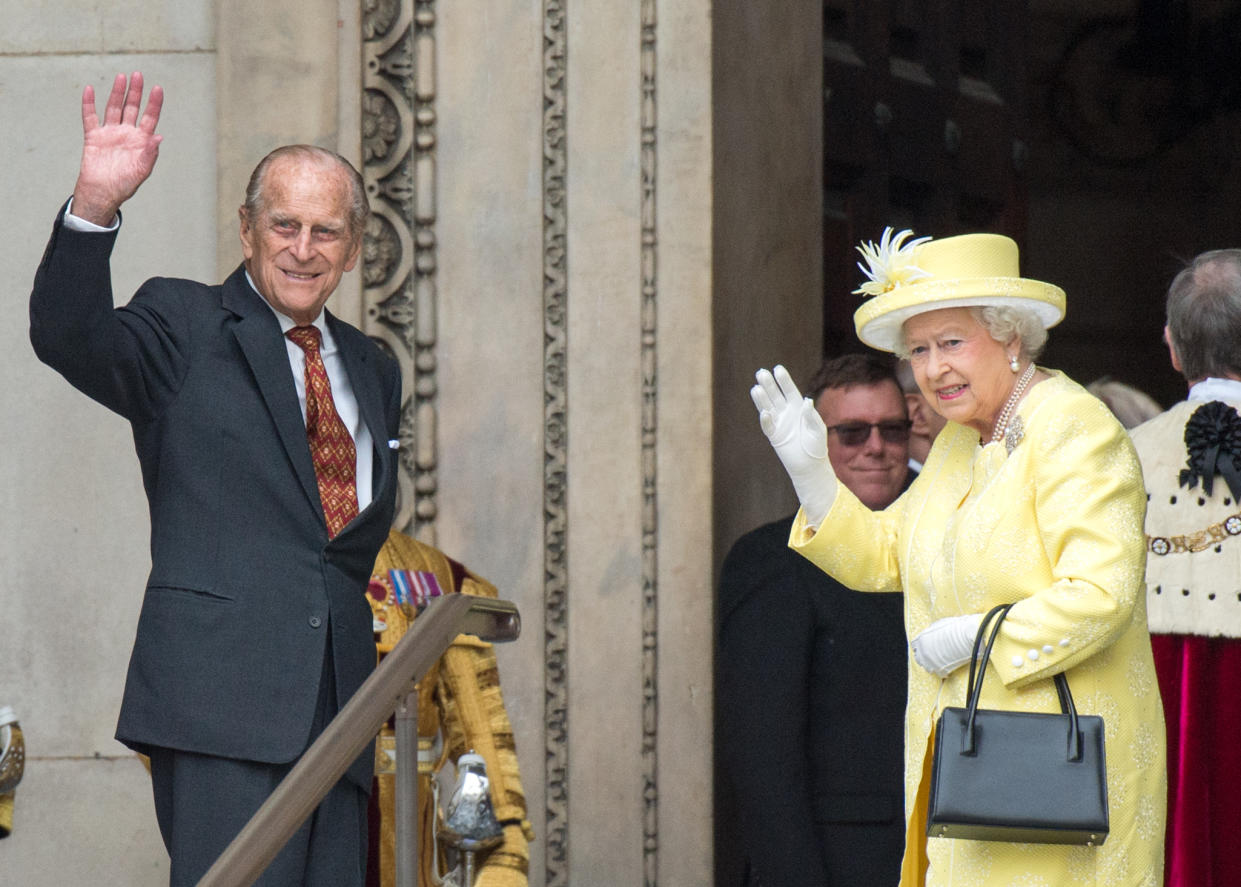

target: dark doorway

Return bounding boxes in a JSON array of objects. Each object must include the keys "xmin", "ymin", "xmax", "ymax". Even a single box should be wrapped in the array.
[
  {"xmin": 822, "ymin": 1, "xmax": 1030, "ymax": 358},
  {"xmin": 823, "ymin": 0, "xmax": 1241, "ymax": 409}
]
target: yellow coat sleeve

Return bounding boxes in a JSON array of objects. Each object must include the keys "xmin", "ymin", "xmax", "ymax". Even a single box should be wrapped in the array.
[
  {"xmin": 986, "ymin": 391, "xmax": 1149, "ymax": 689},
  {"xmin": 790, "ymin": 455, "xmax": 912, "ymax": 593}
]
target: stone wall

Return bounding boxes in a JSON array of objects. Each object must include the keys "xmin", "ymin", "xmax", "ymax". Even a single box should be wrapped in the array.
[{"xmin": 0, "ymin": 3, "xmax": 216, "ymax": 882}]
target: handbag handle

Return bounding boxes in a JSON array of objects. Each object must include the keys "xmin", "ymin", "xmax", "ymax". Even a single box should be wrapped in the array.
[{"xmin": 961, "ymin": 603, "xmax": 1084, "ymax": 762}]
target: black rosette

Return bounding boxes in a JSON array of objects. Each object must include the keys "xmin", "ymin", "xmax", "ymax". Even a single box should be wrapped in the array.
[{"xmin": 1180, "ymin": 401, "xmax": 1241, "ymax": 500}]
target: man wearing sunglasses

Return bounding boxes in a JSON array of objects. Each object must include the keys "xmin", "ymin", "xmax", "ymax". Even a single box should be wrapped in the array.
[
  {"xmin": 817, "ymin": 364, "xmax": 914, "ymax": 511},
  {"xmin": 717, "ymin": 353, "xmax": 911, "ymax": 887}
]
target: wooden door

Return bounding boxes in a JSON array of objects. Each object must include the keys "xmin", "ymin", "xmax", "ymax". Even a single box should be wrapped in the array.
[{"xmin": 822, "ymin": 0, "xmax": 1031, "ymax": 355}]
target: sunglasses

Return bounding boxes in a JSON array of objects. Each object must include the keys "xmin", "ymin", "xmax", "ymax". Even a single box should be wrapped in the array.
[{"xmin": 826, "ymin": 420, "xmax": 912, "ymax": 447}]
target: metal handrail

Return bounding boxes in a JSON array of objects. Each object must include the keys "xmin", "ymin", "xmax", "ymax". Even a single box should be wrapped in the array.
[{"xmin": 197, "ymin": 593, "xmax": 521, "ymax": 887}]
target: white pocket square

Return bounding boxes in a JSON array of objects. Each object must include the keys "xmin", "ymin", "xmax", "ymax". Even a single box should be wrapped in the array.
[{"xmin": 387, "ymin": 439, "xmax": 400, "ymax": 450}]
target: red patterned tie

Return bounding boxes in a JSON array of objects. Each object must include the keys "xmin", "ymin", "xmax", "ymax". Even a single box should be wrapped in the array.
[{"xmin": 286, "ymin": 325, "xmax": 358, "ymax": 537}]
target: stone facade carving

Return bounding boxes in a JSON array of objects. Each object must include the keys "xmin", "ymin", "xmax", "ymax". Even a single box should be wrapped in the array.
[
  {"xmin": 361, "ymin": 0, "xmax": 438, "ymax": 540},
  {"xmin": 639, "ymin": 3, "xmax": 660, "ymax": 884},
  {"xmin": 542, "ymin": 0, "xmax": 570, "ymax": 883},
  {"xmin": 358, "ymin": 3, "xmax": 673, "ymax": 884}
]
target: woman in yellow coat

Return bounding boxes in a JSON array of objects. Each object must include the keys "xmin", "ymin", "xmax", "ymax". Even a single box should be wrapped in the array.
[{"xmin": 752, "ymin": 230, "xmax": 1165, "ymax": 886}]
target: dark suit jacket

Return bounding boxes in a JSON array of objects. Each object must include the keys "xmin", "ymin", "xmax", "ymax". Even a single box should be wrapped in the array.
[
  {"xmin": 716, "ymin": 515, "xmax": 907, "ymax": 887},
  {"xmin": 29, "ymin": 209, "xmax": 400, "ymax": 788}
]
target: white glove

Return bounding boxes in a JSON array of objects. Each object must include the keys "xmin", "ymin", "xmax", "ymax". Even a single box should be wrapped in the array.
[
  {"xmin": 911, "ymin": 613, "xmax": 985, "ymax": 677},
  {"xmin": 750, "ymin": 365, "xmax": 837, "ymax": 527}
]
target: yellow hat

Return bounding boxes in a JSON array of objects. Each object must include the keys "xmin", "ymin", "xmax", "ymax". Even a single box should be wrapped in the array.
[{"xmin": 851, "ymin": 229, "xmax": 1066, "ymax": 353}]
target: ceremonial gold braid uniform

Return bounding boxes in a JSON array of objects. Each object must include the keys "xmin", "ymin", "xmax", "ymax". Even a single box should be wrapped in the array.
[
  {"xmin": 0, "ymin": 792, "xmax": 12, "ymax": 838},
  {"xmin": 0, "ymin": 713, "xmax": 22, "ymax": 838},
  {"xmin": 369, "ymin": 530, "xmax": 532, "ymax": 887}
]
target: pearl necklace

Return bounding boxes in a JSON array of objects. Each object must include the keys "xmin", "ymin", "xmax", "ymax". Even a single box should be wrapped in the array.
[{"xmin": 989, "ymin": 361, "xmax": 1036, "ymax": 445}]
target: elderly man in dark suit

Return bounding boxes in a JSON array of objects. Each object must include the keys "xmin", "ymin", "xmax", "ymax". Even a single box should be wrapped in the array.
[
  {"xmin": 717, "ymin": 353, "xmax": 912, "ymax": 887},
  {"xmin": 29, "ymin": 73, "xmax": 400, "ymax": 886}
]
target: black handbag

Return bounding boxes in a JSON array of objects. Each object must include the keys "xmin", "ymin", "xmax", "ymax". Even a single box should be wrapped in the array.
[{"xmin": 926, "ymin": 603, "xmax": 1109, "ymax": 845}]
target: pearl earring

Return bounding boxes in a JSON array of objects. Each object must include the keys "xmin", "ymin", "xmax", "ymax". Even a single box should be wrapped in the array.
[{"xmin": 1009, "ymin": 355, "xmax": 1020, "ymax": 373}]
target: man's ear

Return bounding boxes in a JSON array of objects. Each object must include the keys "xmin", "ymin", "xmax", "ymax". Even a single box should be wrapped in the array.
[
  {"xmin": 344, "ymin": 235, "xmax": 362, "ymax": 272},
  {"xmin": 238, "ymin": 206, "xmax": 255, "ymax": 261},
  {"xmin": 1164, "ymin": 325, "xmax": 1183, "ymax": 373},
  {"xmin": 906, "ymin": 393, "xmax": 932, "ymax": 436}
]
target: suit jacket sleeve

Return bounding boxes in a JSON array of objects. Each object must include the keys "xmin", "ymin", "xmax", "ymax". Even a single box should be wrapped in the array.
[
  {"xmin": 717, "ymin": 521, "xmax": 832, "ymax": 886},
  {"xmin": 30, "ymin": 206, "xmax": 191, "ymax": 423}
]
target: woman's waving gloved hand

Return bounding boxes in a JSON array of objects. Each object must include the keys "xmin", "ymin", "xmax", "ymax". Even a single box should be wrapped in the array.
[{"xmin": 751, "ymin": 365, "xmax": 838, "ymax": 527}]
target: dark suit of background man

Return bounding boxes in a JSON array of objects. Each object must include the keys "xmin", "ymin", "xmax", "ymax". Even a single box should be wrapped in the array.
[
  {"xmin": 717, "ymin": 353, "xmax": 915, "ymax": 887},
  {"xmin": 28, "ymin": 73, "xmax": 401, "ymax": 887}
]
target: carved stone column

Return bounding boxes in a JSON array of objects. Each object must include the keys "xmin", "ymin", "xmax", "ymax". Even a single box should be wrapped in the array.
[
  {"xmin": 358, "ymin": 0, "xmax": 440, "ymax": 540},
  {"xmin": 218, "ymin": 2, "xmax": 722, "ymax": 885}
]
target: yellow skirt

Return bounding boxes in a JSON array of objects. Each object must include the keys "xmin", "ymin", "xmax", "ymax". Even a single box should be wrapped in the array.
[{"xmin": 900, "ymin": 725, "xmax": 934, "ymax": 887}]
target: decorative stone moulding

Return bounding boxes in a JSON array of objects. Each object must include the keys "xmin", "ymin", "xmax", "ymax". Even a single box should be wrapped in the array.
[{"xmin": 361, "ymin": 0, "xmax": 438, "ymax": 541}]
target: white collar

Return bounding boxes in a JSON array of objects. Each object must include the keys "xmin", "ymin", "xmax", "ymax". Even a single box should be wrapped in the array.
[
  {"xmin": 244, "ymin": 271, "xmax": 335, "ymax": 352},
  {"xmin": 1188, "ymin": 377, "xmax": 1241, "ymax": 404}
]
